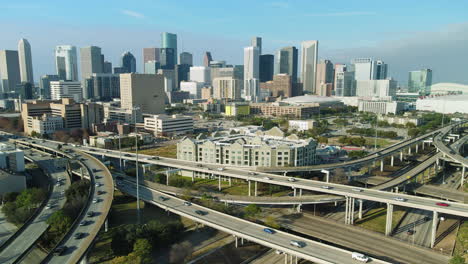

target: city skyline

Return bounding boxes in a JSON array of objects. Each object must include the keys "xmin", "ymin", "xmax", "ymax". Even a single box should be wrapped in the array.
[{"xmin": 1, "ymin": 1, "xmax": 468, "ymax": 85}]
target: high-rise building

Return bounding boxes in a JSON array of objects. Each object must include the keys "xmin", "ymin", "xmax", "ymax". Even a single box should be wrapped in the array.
[
  {"xmin": 176, "ymin": 64, "xmax": 190, "ymax": 88},
  {"xmin": 317, "ymin": 83, "xmax": 333, "ymax": 97},
  {"xmin": 144, "ymin": 61, "xmax": 160, "ymax": 74},
  {"xmin": 189, "ymin": 66, "xmax": 210, "ymax": 84},
  {"xmin": 120, "ymin": 73, "xmax": 166, "ymax": 114},
  {"xmin": 17, "ymin": 82, "xmax": 34, "ymax": 100},
  {"xmin": 103, "ymin": 61, "xmax": 113, "ymax": 73},
  {"xmin": 259, "ymin": 54, "xmax": 274, "ymax": 82},
  {"xmin": 301, "ymin": 40, "xmax": 318, "ymax": 93},
  {"xmin": 179, "ymin": 52, "xmax": 193, "ymax": 66},
  {"xmin": 244, "ymin": 46, "xmax": 260, "ymax": 80},
  {"xmin": 121, "ymin": 51, "xmax": 136, "ymax": 73},
  {"xmin": 251, "ymin": 37, "xmax": 262, "ymax": 54},
  {"xmin": 50, "ymin": 81, "xmax": 83, "ymax": 101},
  {"xmin": 39, "ymin": 74, "xmax": 60, "ymax": 99},
  {"xmin": 213, "ymin": 77, "xmax": 241, "ymax": 100},
  {"xmin": 334, "ymin": 71, "xmax": 355, "ymax": 97},
  {"xmin": 244, "ymin": 78, "xmax": 260, "ymax": 102},
  {"xmin": 355, "ymin": 79, "xmax": 397, "ymax": 98},
  {"xmin": 161, "ymin": 32, "xmax": 177, "ymax": 63},
  {"xmin": 408, "ymin": 69, "xmax": 432, "ymax": 95},
  {"xmin": 210, "ymin": 66, "xmax": 243, "ymax": 84},
  {"xmin": 0, "ymin": 50, "xmax": 21, "ymax": 93},
  {"xmin": 80, "ymin": 46, "xmax": 103, "ymax": 81},
  {"xmin": 143, "ymin": 47, "xmax": 160, "ymax": 64},
  {"xmin": 157, "ymin": 69, "xmax": 176, "ymax": 93},
  {"xmin": 209, "ymin": 61, "xmax": 226, "ymax": 68},
  {"xmin": 18, "ymin": 39, "xmax": 34, "ymax": 83},
  {"xmin": 55, "ymin": 45, "xmax": 78, "ymax": 81},
  {"xmin": 203, "ymin": 52, "xmax": 213, "ymax": 67},
  {"xmin": 86, "ymin": 73, "xmax": 120, "ymax": 100},
  {"xmin": 260, "ymin": 74, "xmax": 292, "ymax": 98},
  {"xmin": 315, "ymin": 60, "xmax": 334, "ymax": 90},
  {"xmin": 275, "ymin": 46, "xmax": 298, "ymax": 83},
  {"xmin": 180, "ymin": 81, "xmax": 204, "ymax": 99},
  {"xmin": 160, "ymin": 48, "xmax": 176, "ymax": 70},
  {"xmin": 351, "ymin": 58, "xmax": 388, "ymax": 80}
]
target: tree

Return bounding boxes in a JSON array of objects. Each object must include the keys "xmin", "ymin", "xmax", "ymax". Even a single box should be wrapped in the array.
[
  {"xmin": 408, "ymin": 128, "xmax": 421, "ymax": 138},
  {"xmin": 264, "ymin": 216, "xmax": 280, "ymax": 229},
  {"xmin": 133, "ymin": 239, "xmax": 152, "ymax": 264},
  {"xmin": 169, "ymin": 241, "xmax": 193, "ymax": 264},
  {"xmin": 317, "ymin": 136, "xmax": 328, "ymax": 144},
  {"xmin": 244, "ymin": 204, "xmax": 261, "ymax": 217},
  {"xmin": 449, "ymin": 255, "xmax": 465, "ymax": 264},
  {"xmin": 47, "ymin": 210, "xmax": 72, "ymax": 234}
]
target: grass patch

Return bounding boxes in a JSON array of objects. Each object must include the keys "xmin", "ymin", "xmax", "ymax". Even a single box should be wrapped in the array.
[
  {"xmin": 453, "ymin": 221, "xmax": 468, "ymax": 261},
  {"xmin": 355, "ymin": 207, "xmax": 405, "ymax": 234},
  {"xmin": 138, "ymin": 144, "xmax": 177, "ymax": 158},
  {"xmin": 89, "ymin": 191, "xmax": 194, "ymax": 263}
]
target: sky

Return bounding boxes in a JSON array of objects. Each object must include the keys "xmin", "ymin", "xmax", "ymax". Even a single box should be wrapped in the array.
[{"xmin": 2, "ymin": 0, "xmax": 468, "ymax": 85}]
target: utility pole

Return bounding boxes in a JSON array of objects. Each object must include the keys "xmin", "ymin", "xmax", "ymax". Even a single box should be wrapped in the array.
[{"xmin": 133, "ymin": 106, "xmax": 141, "ymax": 224}]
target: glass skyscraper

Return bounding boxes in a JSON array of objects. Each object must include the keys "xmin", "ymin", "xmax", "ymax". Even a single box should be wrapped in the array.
[
  {"xmin": 161, "ymin": 32, "xmax": 177, "ymax": 65},
  {"xmin": 408, "ymin": 69, "xmax": 432, "ymax": 95}
]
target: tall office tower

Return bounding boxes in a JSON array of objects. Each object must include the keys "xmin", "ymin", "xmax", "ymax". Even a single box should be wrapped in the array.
[
  {"xmin": 244, "ymin": 78, "xmax": 260, "ymax": 102},
  {"xmin": 160, "ymin": 48, "xmax": 176, "ymax": 70},
  {"xmin": 87, "ymin": 73, "xmax": 120, "ymax": 100},
  {"xmin": 189, "ymin": 66, "xmax": 211, "ymax": 84},
  {"xmin": 333, "ymin": 63, "xmax": 346, "ymax": 92},
  {"xmin": 408, "ymin": 69, "xmax": 432, "ymax": 95},
  {"xmin": 39, "ymin": 74, "xmax": 60, "ymax": 99},
  {"xmin": 121, "ymin": 51, "xmax": 136, "ymax": 73},
  {"xmin": 18, "ymin": 39, "xmax": 34, "ymax": 83},
  {"xmin": 179, "ymin": 52, "xmax": 193, "ymax": 66},
  {"xmin": 103, "ymin": 61, "xmax": 112, "ymax": 73},
  {"xmin": 251, "ymin": 36, "xmax": 262, "ymax": 55},
  {"xmin": 0, "ymin": 50, "xmax": 21, "ymax": 93},
  {"xmin": 315, "ymin": 60, "xmax": 334, "ymax": 89},
  {"xmin": 161, "ymin": 32, "xmax": 177, "ymax": 64},
  {"xmin": 259, "ymin": 54, "xmax": 274, "ymax": 82},
  {"xmin": 180, "ymin": 81, "xmax": 204, "ymax": 99},
  {"xmin": 55, "ymin": 45, "xmax": 78, "ymax": 81},
  {"xmin": 144, "ymin": 61, "xmax": 160, "ymax": 74},
  {"xmin": 301, "ymin": 40, "xmax": 318, "ymax": 94},
  {"xmin": 275, "ymin": 46, "xmax": 298, "ymax": 83},
  {"xmin": 260, "ymin": 74, "xmax": 293, "ymax": 98},
  {"xmin": 100, "ymin": 54, "xmax": 105, "ymax": 72},
  {"xmin": 80, "ymin": 46, "xmax": 103, "ymax": 81},
  {"xmin": 18, "ymin": 82, "xmax": 34, "ymax": 99},
  {"xmin": 210, "ymin": 66, "xmax": 244, "ymax": 84},
  {"xmin": 157, "ymin": 69, "xmax": 176, "ymax": 92},
  {"xmin": 175, "ymin": 64, "xmax": 190, "ymax": 88},
  {"xmin": 143, "ymin": 47, "xmax": 160, "ymax": 64},
  {"xmin": 213, "ymin": 77, "xmax": 242, "ymax": 100},
  {"xmin": 244, "ymin": 46, "xmax": 260, "ymax": 80},
  {"xmin": 351, "ymin": 58, "xmax": 388, "ymax": 80},
  {"xmin": 50, "ymin": 81, "xmax": 83, "ymax": 101},
  {"xmin": 203, "ymin": 52, "xmax": 213, "ymax": 67},
  {"xmin": 335, "ymin": 71, "xmax": 355, "ymax": 97},
  {"xmin": 374, "ymin": 60, "xmax": 388, "ymax": 80},
  {"xmin": 120, "ymin": 73, "xmax": 166, "ymax": 114}
]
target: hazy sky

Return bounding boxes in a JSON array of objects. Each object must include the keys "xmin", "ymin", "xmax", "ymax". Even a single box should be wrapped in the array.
[{"xmin": 2, "ymin": 0, "xmax": 468, "ymax": 85}]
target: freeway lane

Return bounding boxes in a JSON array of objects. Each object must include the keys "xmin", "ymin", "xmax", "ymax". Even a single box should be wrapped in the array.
[
  {"xmin": 86, "ymin": 147, "xmax": 468, "ymax": 217},
  {"xmin": 118, "ymin": 181, "xmax": 391, "ymax": 264},
  {"xmin": 0, "ymin": 151, "xmax": 70, "ymax": 264}
]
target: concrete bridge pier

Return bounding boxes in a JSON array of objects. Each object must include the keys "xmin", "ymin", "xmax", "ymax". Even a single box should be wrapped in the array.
[
  {"xmin": 422, "ymin": 141, "xmax": 425, "ymax": 150},
  {"xmin": 415, "ymin": 144, "xmax": 419, "ymax": 153},
  {"xmin": 390, "ymin": 155, "xmax": 394, "ymax": 167},
  {"xmin": 345, "ymin": 197, "xmax": 355, "ymax": 225},
  {"xmin": 234, "ymin": 235, "xmax": 238, "ymax": 248},
  {"xmin": 321, "ymin": 169, "xmax": 330, "ymax": 183},
  {"xmin": 358, "ymin": 199, "xmax": 363, "ymax": 219},
  {"xmin": 105, "ymin": 218, "xmax": 108, "ymax": 232},
  {"xmin": 380, "ymin": 159, "xmax": 384, "ymax": 172},
  {"xmin": 123, "ymin": 159, "xmax": 127, "ymax": 169},
  {"xmin": 254, "ymin": 181, "xmax": 258, "ymax": 196},
  {"xmin": 293, "ymin": 187, "xmax": 297, "ymax": 197},
  {"xmin": 408, "ymin": 146, "xmax": 412, "ymax": 155},
  {"xmin": 229, "ymin": 177, "xmax": 232, "ymax": 186},
  {"xmin": 80, "ymin": 167, "xmax": 84, "ymax": 179},
  {"xmin": 385, "ymin": 203, "xmax": 394, "ymax": 236},
  {"xmin": 461, "ymin": 166, "xmax": 466, "ymax": 187},
  {"xmin": 400, "ymin": 151, "xmax": 403, "ymax": 162},
  {"xmin": 299, "ymin": 188, "xmax": 302, "ymax": 197},
  {"xmin": 218, "ymin": 175, "xmax": 222, "ymax": 191},
  {"xmin": 297, "ymin": 204, "xmax": 302, "ymax": 213},
  {"xmin": 80, "ymin": 253, "xmax": 89, "ymax": 264},
  {"xmin": 430, "ymin": 211, "xmax": 439, "ymax": 248},
  {"xmin": 248, "ymin": 180, "xmax": 251, "ymax": 196}
]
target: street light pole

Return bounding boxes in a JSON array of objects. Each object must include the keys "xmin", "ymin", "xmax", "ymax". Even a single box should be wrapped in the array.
[
  {"xmin": 133, "ymin": 106, "xmax": 141, "ymax": 223},
  {"xmin": 118, "ymin": 122, "xmax": 122, "ymax": 171},
  {"xmin": 374, "ymin": 115, "xmax": 378, "ymax": 151}
]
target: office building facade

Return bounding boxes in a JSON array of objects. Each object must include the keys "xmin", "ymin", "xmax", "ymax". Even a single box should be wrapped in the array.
[
  {"xmin": 144, "ymin": 114, "xmax": 194, "ymax": 136},
  {"xmin": 301, "ymin": 41, "xmax": 318, "ymax": 93},
  {"xmin": 120, "ymin": 73, "xmax": 166, "ymax": 114},
  {"xmin": 335, "ymin": 71, "xmax": 356, "ymax": 97},
  {"xmin": 121, "ymin": 51, "xmax": 136, "ymax": 73},
  {"xmin": 160, "ymin": 48, "xmax": 176, "ymax": 70},
  {"xmin": 18, "ymin": 38, "xmax": 34, "ymax": 83},
  {"xmin": 260, "ymin": 74, "xmax": 292, "ymax": 98},
  {"xmin": 275, "ymin": 46, "xmax": 298, "ymax": 83},
  {"xmin": 190, "ymin": 66, "xmax": 211, "ymax": 84},
  {"xmin": 213, "ymin": 77, "xmax": 241, "ymax": 100},
  {"xmin": 161, "ymin": 32, "xmax": 177, "ymax": 64},
  {"xmin": 55, "ymin": 45, "xmax": 78, "ymax": 81},
  {"xmin": 143, "ymin": 47, "xmax": 160, "ymax": 64},
  {"xmin": 203, "ymin": 52, "xmax": 213, "ymax": 67},
  {"xmin": 315, "ymin": 60, "xmax": 334, "ymax": 90},
  {"xmin": 408, "ymin": 69, "xmax": 432, "ymax": 95},
  {"xmin": 259, "ymin": 54, "xmax": 274, "ymax": 82},
  {"xmin": 355, "ymin": 79, "xmax": 397, "ymax": 98},
  {"xmin": 351, "ymin": 58, "xmax": 388, "ymax": 81},
  {"xmin": 80, "ymin": 46, "xmax": 103, "ymax": 81},
  {"xmin": 0, "ymin": 50, "xmax": 21, "ymax": 93},
  {"xmin": 180, "ymin": 81, "xmax": 204, "ymax": 99},
  {"xmin": 39, "ymin": 74, "xmax": 60, "ymax": 99},
  {"xmin": 50, "ymin": 81, "xmax": 83, "ymax": 101},
  {"xmin": 144, "ymin": 61, "xmax": 160, "ymax": 74},
  {"xmin": 179, "ymin": 52, "xmax": 193, "ymax": 66}
]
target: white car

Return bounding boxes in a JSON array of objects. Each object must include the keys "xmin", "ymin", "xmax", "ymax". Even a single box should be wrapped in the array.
[
  {"xmin": 92, "ymin": 198, "xmax": 99, "ymax": 204},
  {"xmin": 351, "ymin": 252, "xmax": 369, "ymax": 262},
  {"xmin": 289, "ymin": 240, "xmax": 304, "ymax": 248},
  {"xmin": 45, "ymin": 204, "xmax": 53, "ymax": 209},
  {"xmin": 394, "ymin": 197, "xmax": 407, "ymax": 202},
  {"xmin": 321, "ymin": 185, "xmax": 332, "ymax": 189},
  {"xmin": 352, "ymin": 188, "xmax": 363, "ymax": 192},
  {"xmin": 217, "ymin": 167, "xmax": 225, "ymax": 171},
  {"xmin": 263, "ymin": 177, "xmax": 271, "ymax": 180},
  {"xmin": 288, "ymin": 177, "xmax": 296, "ymax": 182}
]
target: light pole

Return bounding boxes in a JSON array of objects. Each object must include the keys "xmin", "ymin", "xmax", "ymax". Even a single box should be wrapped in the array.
[
  {"xmin": 118, "ymin": 122, "xmax": 122, "ymax": 171},
  {"xmin": 133, "ymin": 106, "xmax": 141, "ymax": 223},
  {"xmin": 374, "ymin": 115, "xmax": 378, "ymax": 151}
]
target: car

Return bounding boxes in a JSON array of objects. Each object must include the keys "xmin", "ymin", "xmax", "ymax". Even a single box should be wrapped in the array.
[
  {"xmin": 217, "ymin": 167, "xmax": 225, "ymax": 171},
  {"xmin": 79, "ymin": 220, "xmax": 89, "ymax": 226},
  {"xmin": 74, "ymin": 232, "xmax": 85, "ymax": 239},
  {"xmin": 352, "ymin": 188, "xmax": 363, "ymax": 192},
  {"xmin": 196, "ymin": 164, "xmax": 203, "ymax": 167},
  {"xmin": 183, "ymin": 201, "xmax": 192, "ymax": 206},
  {"xmin": 124, "ymin": 154, "xmax": 132, "ymax": 157},
  {"xmin": 436, "ymin": 202, "xmax": 450, "ymax": 207},
  {"xmin": 263, "ymin": 228, "xmax": 275, "ymax": 234},
  {"xmin": 394, "ymin": 197, "xmax": 407, "ymax": 202},
  {"xmin": 406, "ymin": 229, "xmax": 415, "ymax": 235},
  {"xmin": 92, "ymin": 168, "xmax": 98, "ymax": 172},
  {"xmin": 288, "ymin": 177, "xmax": 296, "ymax": 182},
  {"xmin": 153, "ymin": 156, "xmax": 160, "ymax": 160},
  {"xmin": 158, "ymin": 196, "xmax": 168, "ymax": 201},
  {"xmin": 321, "ymin": 186, "xmax": 332, "ymax": 189},
  {"xmin": 55, "ymin": 182, "xmax": 62, "ymax": 187},
  {"xmin": 87, "ymin": 211, "xmax": 95, "ymax": 217},
  {"xmin": 289, "ymin": 240, "xmax": 304, "ymax": 248},
  {"xmin": 195, "ymin": 210, "xmax": 207, "ymax": 216},
  {"xmin": 53, "ymin": 246, "xmax": 68, "ymax": 256},
  {"xmin": 275, "ymin": 250, "xmax": 283, "ymax": 255},
  {"xmin": 263, "ymin": 177, "xmax": 271, "ymax": 180},
  {"xmin": 45, "ymin": 204, "xmax": 53, "ymax": 209},
  {"xmin": 95, "ymin": 183, "xmax": 102, "ymax": 187},
  {"xmin": 92, "ymin": 198, "xmax": 99, "ymax": 204},
  {"xmin": 249, "ymin": 172, "xmax": 258, "ymax": 176},
  {"xmin": 351, "ymin": 252, "xmax": 369, "ymax": 262},
  {"xmin": 97, "ymin": 190, "xmax": 104, "ymax": 195},
  {"xmin": 95, "ymin": 175, "xmax": 102, "ymax": 179}
]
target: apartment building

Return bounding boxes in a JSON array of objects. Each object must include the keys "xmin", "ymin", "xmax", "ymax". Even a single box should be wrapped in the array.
[
  {"xmin": 249, "ymin": 102, "xmax": 319, "ymax": 118},
  {"xmin": 144, "ymin": 114, "xmax": 194, "ymax": 136}
]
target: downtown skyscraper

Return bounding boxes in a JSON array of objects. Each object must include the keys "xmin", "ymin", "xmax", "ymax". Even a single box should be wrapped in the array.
[
  {"xmin": 121, "ymin": 51, "xmax": 136, "ymax": 73},
  {"xmin": 161, "ymin": 32, "xmax": 177, "ymax": 65},
  {"xmin": 243, "ymin": 46, "xmax": 260, "ymax": 102},
  {"xmin": 408, "ymin": 69, "xmax": 432, "ymax": 95},
  {"xmin": 275, "ymin": 46, "xmax": 298, "ymax": 83},
  {"xmin": 55, "ymin": 45, "xmax": 78, "ymax": 81},
  {"xmin": 18, "ymin": 38, "xmax": 34, "ymax": 83},
  {"xmin": 301, "ymin": 40, "xmax": 318, "ymax": 94},
  {"xmin": 80, "ymin": 46, "xmax": 103, "ymax": 81},
  {"xmin": 0, "ymin": 50, "xmax": 21, "ymax": 93}
]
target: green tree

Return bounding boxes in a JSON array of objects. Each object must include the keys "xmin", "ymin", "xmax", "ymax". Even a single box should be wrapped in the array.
[
  {"xmin": 264, "ymin": 216, "xmax": 280, "ymax": 229},
  {"xmin": 408, "ymin": 128, "xmax": 421, "ymax": 138},
  {"xmin": 244, "ymin": 204, "xmax": 261, "ymax": 217},
  {"xmin": 449, "ymin": 255, "xmax": 465, "ymax": 264},
  {"xmin": 133, "ymin": 239, "xmax": 152, "ymax": 264},
  {"xmin": 317, "ymin": 136, "xmax": 328, "ymax": 144},
  {"xmin": 47, "ymin": 210, "xmax": 72, "ymax": 234}
]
